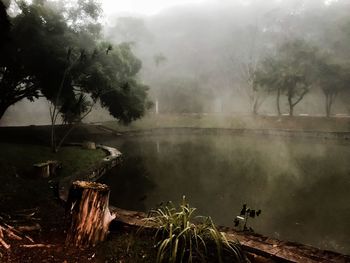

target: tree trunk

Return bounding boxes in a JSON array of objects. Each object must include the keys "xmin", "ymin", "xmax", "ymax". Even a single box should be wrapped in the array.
[
  {"xmin": 289, "ymin": 105, "xmax": 294, "ymax": 116},
  {"xmin": 325, "ymin": 93, "xmax": 336, "ymax": 118},
  {"xmin": 252, "ymin": 94, "xmax": 258, "ymax": 116},
  {"xmin": 33, "ymin": 162, "xmax": 50, "ymax": 178},
  {"xmin": 325, "ymin": 94, "xmax": 330, "ymax": 118},
  {"xmin": 66, "ymin": 181, "xmax": 116, "ymax": 247},
  {"xmin": 288, "ymin": 93, "xmax": 294, "ymax": 116},
  {"xmin": 50, "ymin": 122, "xmax": 57, "ymax": 152},
  {"xmin": 0, "ymin": 104, "xmax": 8, "ymax": 121},
  {"xmin": 276, "ymin": 88, "xmax": 281, "ymax": 116}
]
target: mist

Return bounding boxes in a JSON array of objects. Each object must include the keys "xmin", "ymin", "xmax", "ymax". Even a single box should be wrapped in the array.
[
  {"xmin": 102, "ymin": 0, "xmax": 350, "ymax": 117},
  {"xmin": 2, "ymin": 0, "xmax": 350, "ymax": 260},
  {"xmin": 2, "ymin": 0, "xmax": 350, "ymax": 125}
]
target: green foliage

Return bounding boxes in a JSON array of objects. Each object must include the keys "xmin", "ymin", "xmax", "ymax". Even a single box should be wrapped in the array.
[
  {"xmin": 0, "ymin": 0, "xmax": 150, "ymax": 123},
  {"xmin": 0, "ymin": 0, "xmax": 151, "ymax": 152},
  {"xmin": 315, "ymin": 58, "xmax": 350, "ymax": 116},
  {"xmin": 317, "ymin": 61, "xmax": 345, "ymax": 93},
  {"xmin": 145, "ymin": 196, "xmax": 246, "ymax": 263},
  {"xmin": 0, "ymin": 0, "xmax": 151, "ymax": 124},
  {"xmin": 255, "ymin": 40, "xmax": 319, "ymax": 115},
  {"xmin": 234, "ymin": 204, "xmax": 261, "ymax": 232},
  {"xmin": 0, "ymin": 0, "xmax": 10, "ymax": 47}
]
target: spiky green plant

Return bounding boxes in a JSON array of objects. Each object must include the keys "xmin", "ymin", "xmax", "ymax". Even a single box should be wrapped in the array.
[{"xmin": 145, "ymin": 196, "xmax": 246, "ymax": 263}]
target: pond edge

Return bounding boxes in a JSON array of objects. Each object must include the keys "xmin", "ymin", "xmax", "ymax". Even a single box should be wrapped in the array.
[
  {"xmin": 57, "ymin": 141, "xmax": 350, "ymax": 262},
  {"xmin": 57, "ymin": 143, "xmax": 122, "ymax": 202}
]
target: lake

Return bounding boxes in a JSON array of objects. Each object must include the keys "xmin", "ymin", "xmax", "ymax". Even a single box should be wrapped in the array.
[{"xmin": 101, "ymin": 132, "xmax": 350, "ymax": 254}]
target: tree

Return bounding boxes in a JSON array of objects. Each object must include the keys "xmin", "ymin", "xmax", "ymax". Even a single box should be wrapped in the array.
[
  {"xmin": 255, "ymin": 40, "xmax": 318, "ymax": 116},
  {"xmin": 0, "ymin": 0, "xmax": 68, "ymax": 120},
  {"xmin": 46, "ymin": 41, "xmax": 151, "ymax": 152},
  {"xmin": 0, "ymin": 1, "xmax": 151, "ymax": 151},
  {"xmin": 0, "ymin": 0, "xmax": 10, "ymax": 47},
  {"xmin": 281, "ymin": 41, "xmax": 318, "ymax": 116},
  {"xmin": 317, "ymin": 60, "xmax": 349, "ymax": 117},
  {"xmin": 239, "ymin": 60, "xmax": 265, "ymax": 115},
  {"xmin": 254, "ymin": 57, "xmax": 283, "ymax": 116}
]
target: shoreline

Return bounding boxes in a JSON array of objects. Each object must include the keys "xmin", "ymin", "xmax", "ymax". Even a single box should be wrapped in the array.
[
  {"xmin": 55, "ymin": 140, "xmax": 350, "ymax": 262},
  {"xmin": 1, "ymin": 125, "xmax": 349, "ymax": 261}
]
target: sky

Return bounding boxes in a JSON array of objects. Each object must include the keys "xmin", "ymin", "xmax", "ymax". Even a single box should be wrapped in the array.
[
  {"xmin": 101, "ymin": 0, "xmax": 208, "ymax": 16},
  {"xmin": 100, "ymin": 0, "xmax": 337, "ymax": 17}
]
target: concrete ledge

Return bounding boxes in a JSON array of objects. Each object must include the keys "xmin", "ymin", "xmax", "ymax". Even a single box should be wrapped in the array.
[{"xmin": 109, "ymin": 206, "xmax": 350, "ymax": 263}]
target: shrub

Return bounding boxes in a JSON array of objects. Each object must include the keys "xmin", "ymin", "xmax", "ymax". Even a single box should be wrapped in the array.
[{"xmin": 145, "ymin": 196, "xmax": 247, "ymax": 263}]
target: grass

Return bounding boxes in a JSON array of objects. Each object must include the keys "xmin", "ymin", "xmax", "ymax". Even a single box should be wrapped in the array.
[
  {"xmin": 0, "ymin": 143, "xmax": 105, "ymax": 178},
  {"xmin": 0, "ymin": 142, "xmax": 105, "ymax": 214},
  {"xmin": 144, "ymin": 197, "xmax": 246, "ymax": 263},
  {"xmin": 103, "ymin": 113, "xmax": 350, "ymax": 132}
]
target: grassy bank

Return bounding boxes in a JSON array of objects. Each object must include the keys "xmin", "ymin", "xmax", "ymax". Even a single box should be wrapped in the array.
[
  {"xmin": 0, "ymin": 143, "xmax": 106, "ymax": 178},
  {"xmin": 103, "ymin": 113, "xmax": 350, "ymax": 132},
  {"xmin": 0, "ymin": 143, "xmax": 105, "ymax": 221}
]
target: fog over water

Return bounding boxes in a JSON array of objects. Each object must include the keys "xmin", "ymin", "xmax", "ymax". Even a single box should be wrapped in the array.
[{"xmin": 101, "ymin": 133, "xmax": 350, "ymax": 254}]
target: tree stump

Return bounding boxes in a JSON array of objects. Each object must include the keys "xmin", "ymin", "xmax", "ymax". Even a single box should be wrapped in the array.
[
  {"xmin": 82, "ymin": 141, "xmax": 96, "ymax": 150},
  {"xmin": 47, "ymin": 160, "xmax": 61, "ymax": 176},
  {"xmin": 33, "ymin": 160, "xmax": 61, "ymax": 178},
  {"xmin": 33, "ymin": 162, "xmax": 50, "ymax": 178},
  {"xmin": 65, "ymin": 181, "xmax": 116, "ymax": 247}
]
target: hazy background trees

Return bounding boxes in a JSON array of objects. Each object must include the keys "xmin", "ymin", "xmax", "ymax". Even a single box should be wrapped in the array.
[
  {"xmin": 2, "ymin": 0, "xmax": 350, "ymax": 126},
  {"xmin": 103, "ymin": 0, "xmax": 350, "ymax": 117}
]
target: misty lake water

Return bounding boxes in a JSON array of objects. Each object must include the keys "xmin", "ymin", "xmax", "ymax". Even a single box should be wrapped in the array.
[{"xmin": 101, "ymin": 132, "xmax": 350, "ymax": 254}]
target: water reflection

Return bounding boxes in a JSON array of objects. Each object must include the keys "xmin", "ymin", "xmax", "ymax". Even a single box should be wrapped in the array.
[
  {"xmin": 101, "ymin": 134, "xmax": 350, "ymax": 254},
  {"xmin": 102, "ymin": 153, "xmax": 156, "ymax": 212}
]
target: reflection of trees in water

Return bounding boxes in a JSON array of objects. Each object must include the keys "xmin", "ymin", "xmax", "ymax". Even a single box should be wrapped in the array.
[
  {"xmin": 263, "ymin": 152, "xmax": 350, "ymax": 253},
  {"xmin": 102, "ymin": 134, "xmax": 350, "ymax": 254},
  {"xmin": 101, "ymin": 155, "xmax": 155, "ymax": 212}
]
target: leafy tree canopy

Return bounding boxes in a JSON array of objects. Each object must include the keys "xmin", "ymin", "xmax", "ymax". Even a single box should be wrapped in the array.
[
  {"xmin": 0, "ymin": 0, "xmax": 151, "ymax": 123},
  {"xmin": 255, "ymin": 40, "xmax": 318, "ymax": 116}
]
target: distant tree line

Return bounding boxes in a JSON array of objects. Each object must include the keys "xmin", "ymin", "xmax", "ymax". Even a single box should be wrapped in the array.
[
  {"xmin": 105, "ymin": 0, "xmax": 350, "ymax": 117},
  {"xmin": 253, "ymin": 40, "xmax": 350, "ymax": 117},
  {"xmin": 236, "ymin": 0, "xmax": 350, "ymax": 117}
]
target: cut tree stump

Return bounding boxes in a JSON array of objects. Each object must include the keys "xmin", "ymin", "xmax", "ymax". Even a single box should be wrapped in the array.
[
  {"xmin": 47, "ymin": 160, "xmax": 61, "ymax": 177},
  {"xmin": 65, "ymin": 181, "xmax": 116, "ymax": 247},
  {"xmin": 33, "ymin": 160, "xmax": 61, "ymax": 178},
  {"xmin": 33, "ymin": 162, "xmax": 50, "ymax": 178},
  {"xmin": 82, "ymin": 141, "xmax": 96, "ymax": 150}
]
